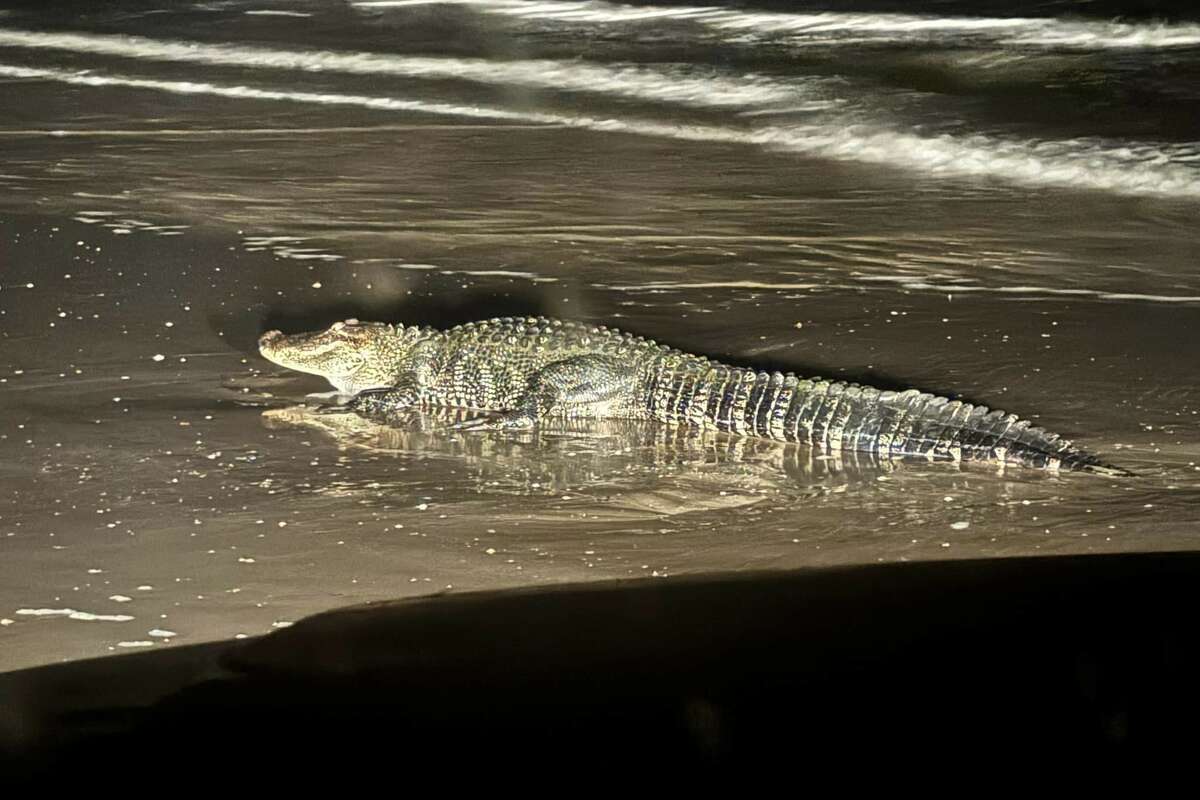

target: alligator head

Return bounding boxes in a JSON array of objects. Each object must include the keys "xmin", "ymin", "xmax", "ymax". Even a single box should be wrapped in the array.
[{"xmin": 258, "ymin": 319, "xmax": 408, "ymax": 398}]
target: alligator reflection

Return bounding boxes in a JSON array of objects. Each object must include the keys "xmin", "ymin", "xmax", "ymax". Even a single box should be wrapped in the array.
[{"xmin": 260, "ymin": 404, "xmax": 900, "ymax": 502}]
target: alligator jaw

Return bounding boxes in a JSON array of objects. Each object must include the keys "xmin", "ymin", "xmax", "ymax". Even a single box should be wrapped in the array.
[
  {"xmin": 259, "ymin": 329, "xmax": 335, "ymax": 375},
  {"xmin": 257, "ymin": 327, "xmax": 358, "ymax": 394},
  {"xmin": 257, "ymin": 321, "xmax": 412, "ymax": 399}
]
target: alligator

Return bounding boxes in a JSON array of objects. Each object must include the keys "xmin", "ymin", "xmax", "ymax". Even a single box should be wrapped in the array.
[{"xmin": 258, "ymin": 316, "xmax": 1130, "ymax": 475}]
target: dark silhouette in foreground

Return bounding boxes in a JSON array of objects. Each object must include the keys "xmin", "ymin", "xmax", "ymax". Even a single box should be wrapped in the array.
[{"xmin": 3, "ymin": 552, "xmax": 1199, "ymax": 779}]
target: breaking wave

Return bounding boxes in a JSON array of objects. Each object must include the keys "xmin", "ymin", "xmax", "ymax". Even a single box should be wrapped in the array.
[
  {"xmin": 354, "ymin": 0, "xmax": 1200, "ymax": 49},
  {"xmin": 2, "ymin": 62, "xmax": 1197, "ymax": 198},
  {"xmin": 0, "ymin": 26, "xmax": 808, "ymax": 109}
]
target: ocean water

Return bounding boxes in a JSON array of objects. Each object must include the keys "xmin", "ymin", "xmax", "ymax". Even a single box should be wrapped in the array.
[{"xmin": 0, "ymin": 0, "xmax": 1198, "ymax": 669}]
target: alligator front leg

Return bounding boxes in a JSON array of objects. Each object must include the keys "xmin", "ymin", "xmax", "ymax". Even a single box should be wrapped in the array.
[
  {"xmin": 455, "ymin": 355, "xmax": 635, "ymax": 431},
  {"xmin": 346, "ymin": 374, "xmax": 423, "ymax": 418},
  {"xmin": 348, "ymin": 388, "xmax": 415, "ymax": 416}
]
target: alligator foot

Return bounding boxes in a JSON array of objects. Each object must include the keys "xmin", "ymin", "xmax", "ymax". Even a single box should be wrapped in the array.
[
  {"xmin": 348, "ymin": 386, "xmax": 418, "ymax": 417},
  {"xmin": 305, "ymin": 390, "xmax": 354, "ymax": 405}
]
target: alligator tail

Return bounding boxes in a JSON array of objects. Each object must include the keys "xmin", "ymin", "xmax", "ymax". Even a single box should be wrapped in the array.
[{"xmin": 654, "ymin": 366, "xmax": 1130, "ymax": 475}]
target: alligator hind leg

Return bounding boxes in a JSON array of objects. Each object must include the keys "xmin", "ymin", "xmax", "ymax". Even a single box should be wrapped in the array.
[{"xmin": 454, "ymin": 355, "xmax": 635, "ymax": 431}]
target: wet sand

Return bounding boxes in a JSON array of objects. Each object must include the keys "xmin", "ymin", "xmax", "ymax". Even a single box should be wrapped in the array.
[{"xmin": 2, "ymin": 210, "xmax": 1198, "ymax": 671}]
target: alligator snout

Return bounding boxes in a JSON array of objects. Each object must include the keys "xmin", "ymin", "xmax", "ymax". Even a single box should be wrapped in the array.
[
  {"xmin": 258, "ymin": 331, "xmax": 290, "ymax": 357},
  {"xmin": 258, "ymin": 329, "xmax": 285, "ymax": 353}
]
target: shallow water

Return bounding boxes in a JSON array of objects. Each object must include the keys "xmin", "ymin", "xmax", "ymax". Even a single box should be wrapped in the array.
[{"xmin": 1, "ymin": 0, "xmax": 1198, "ymax": 670}]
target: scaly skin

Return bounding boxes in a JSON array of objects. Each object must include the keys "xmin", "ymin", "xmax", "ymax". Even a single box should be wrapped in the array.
[{"xmin": 258, "ymin": 316, "xmax": 1130, "ymax": 475}]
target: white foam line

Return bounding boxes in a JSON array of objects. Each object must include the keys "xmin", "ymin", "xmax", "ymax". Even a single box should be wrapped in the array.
[
  {"xmin": 605, "ymin": 279, "xmax": 825, "ymax": 290},
  {"xmin": 244, "ymin": 235, "xmax": 305, "ymax": 243},
  {"xmin": 14, "ymin": 608, "xmax": 76, "ymax": 616},
  {"xmin": 0, "ymin": 124, "xmax": 554, "ymax": 136},
  {"xmin": 702, "ymin": 283, "xmax": 1194, "ymax": 304},
  {"xmin": 3, "ymin": 63, "xmax": 1198, "ymax": 198},
  {"xmin": 15, "ymin": 607, "xmax": 135, "ymax": 622},
  {"xmin": 0, "ymin": 26, "xmax": 795, "ymax": 108},
  {"xmin": 0, "ymin": 63, "xmax": 546, "ymax": 119},
  {"xmin": 911, "ymin": 282, "xmax": 1200, "ymax": 304},
  {"xmin": 768, "ymin": 127, "xmax": 1200, "ymax": 197},
  {"xmin": 1007, "ymin": 25, "xmax": 1200, "ymax": 49},
  {"xmin": 67, "ymin": 610, "xmax": 137, "ymax": 621},
  {"xmin": 845, "ymin": 274, "xmax": 1200, "ymax": 304},
  {"xmin": 244, "ymin": 9, "xmax": 314, "ymax": 16},
  {"xmin": 361, "ymin": 0, "xmax": 719, "ymax": 22},
  {"xmin": 354, "ymin": 0, "xmax": 1200, "ymax": 49},
  {"xmin": 455, "ymin": 269, "xmax": 542, "ymax": 278},
  {"xmin": 603, "ymin": 275, "xmax": 1200, "ymax": 304},
  {"xmin": 376, "ymin": 262, "xmax": 561, "ymax": 281}
]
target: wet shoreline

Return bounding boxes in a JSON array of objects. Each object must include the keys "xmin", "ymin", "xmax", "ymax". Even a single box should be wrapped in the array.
[{"xmin": 2, "ymin": 208, "xmax": 1197, "ymax": 670}]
